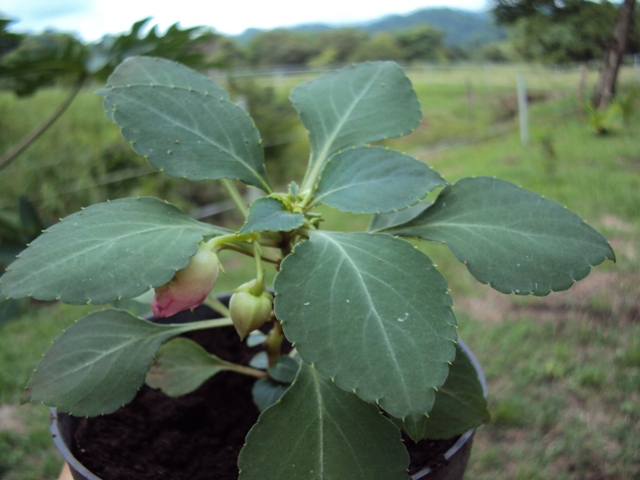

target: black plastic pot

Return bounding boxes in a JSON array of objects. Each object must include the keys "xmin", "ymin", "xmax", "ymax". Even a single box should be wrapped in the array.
[{"xmin": 50, "ymin": 302, "xmax": 486, "ymax": 480}]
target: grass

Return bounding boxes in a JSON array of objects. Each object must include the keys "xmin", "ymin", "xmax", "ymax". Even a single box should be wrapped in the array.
[{"xmin": 1, "ymin": 64, "xmax": 639, "ymax": 478}]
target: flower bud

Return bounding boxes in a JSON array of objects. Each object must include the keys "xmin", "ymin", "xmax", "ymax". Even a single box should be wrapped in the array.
[
  {"xmin": 152, "ymin": 241, "xmax": 221, "ymax": 318},
  {"xmin": 229, "ymin": 280, "xmax": 273, "ymax": 340}
]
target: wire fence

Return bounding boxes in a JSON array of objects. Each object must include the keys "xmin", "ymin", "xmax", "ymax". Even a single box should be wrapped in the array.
[{"xmin": 1, "ymin": 60, "xmax": 638, "ymax": 214}]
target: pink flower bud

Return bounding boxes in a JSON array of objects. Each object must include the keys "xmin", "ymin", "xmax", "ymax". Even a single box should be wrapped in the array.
[{"xmin": 152, "ymin": 241, "xmax": 221, "ymax": 318}]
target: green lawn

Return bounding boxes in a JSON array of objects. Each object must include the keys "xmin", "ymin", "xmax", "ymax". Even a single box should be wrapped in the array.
[{"xmin": 1, "ymin": 64, "xmax": 639, "ymax": 479}]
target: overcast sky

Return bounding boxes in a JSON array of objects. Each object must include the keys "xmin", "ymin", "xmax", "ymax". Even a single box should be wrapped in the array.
[{"xmin": 2, "ymin": 0, "xmax": 489, "ymax": 41}]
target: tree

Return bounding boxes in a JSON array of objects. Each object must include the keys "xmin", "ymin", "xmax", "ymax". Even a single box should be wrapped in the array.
[
  {"xmin": 493, "ymin": 0, "xmax": 638, "ymax": 107},
  {"xmin": 505, "ymin": 2, "xmax": 619, "ymax": 63},
  {"xmin": 349, "ymin": 33, "xmax": 405, "ymax": 62},
  {"xmin": 593, "ymin": 0, "xmax": 637, "ymax": 108},
  {"xmin": 247, "ymin": 29, "xmax": 320, "ymax": 66},
  {"xmin": 0, "ymin": 18, "xmax": 219, "ymax": 172},
  {"xmin": 394, "ymin": 25, "xmax": 446, "ymax": 62},
  {"xmin": 308, "ymin": 28, "xmax": 370, "ymax": 66}
]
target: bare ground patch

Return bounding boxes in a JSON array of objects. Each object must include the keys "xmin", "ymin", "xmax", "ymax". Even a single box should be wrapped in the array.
[
  {"xmin": 456, "ymin": 271, "xmax": 640, "ymax": 324},
  {"xmin": 0, "ymin": 404, "xmax": 27, "ymax": 434}
]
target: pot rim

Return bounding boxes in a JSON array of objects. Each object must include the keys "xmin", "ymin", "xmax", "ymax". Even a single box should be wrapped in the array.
[
  {"xmin": 410, "ymin": 337, "xmax": 486, "ymax": 480},
  {"xmin": 50, "ymin": 313, "xmax": 486, "ymax": 480}
]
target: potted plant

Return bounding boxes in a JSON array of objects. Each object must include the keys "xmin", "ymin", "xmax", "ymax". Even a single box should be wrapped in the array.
[{"xmin": 0, "ymin": 57, "xmax": 614, "ymax": 479}]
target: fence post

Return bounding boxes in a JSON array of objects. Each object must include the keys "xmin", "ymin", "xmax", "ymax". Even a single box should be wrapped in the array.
[
  {"xmin": 466, "ymin": 79, "xmax": 475, "ymax": 121},
  {"xmin": 517, "ymin": 72, "xmax": 530, "ymax": 146}
]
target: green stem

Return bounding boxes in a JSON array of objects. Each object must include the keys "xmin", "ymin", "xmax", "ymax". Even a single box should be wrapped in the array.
[
  {"xmin": 226, "ymin": 363, "xmax": 268, "ymax": 378},
  {"xmin": 253, "ymin": 242, "xmax": 265, "ymax": 288},
  {"xmin": 265, "ymin": 320, "xmax": 284, "ymax": 368},
  {"xmin": 0, "ymin": 75, "xmax": 86, "ymax": 172},
  {"xmin": 168, "ymin": 317, "xmax": 234, "ymax": 332},
  {"xmin": 211, "ymin": 233, "xmax": 255, "ymax": 250},
  {"xmin": 203, "ymin": 297, "xmax": 230, "ymax": 318},
  {"xmin": 220, "ymin": 178, "xmax": 249, "ymax": 219},
  {"xmin": 219, "ymin": 244, "xmax": 279, "ymax": 265}
]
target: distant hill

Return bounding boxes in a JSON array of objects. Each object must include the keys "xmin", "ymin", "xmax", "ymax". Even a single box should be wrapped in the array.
[
  {"xmin": 235, "ymin": 7, "xmax": 505, "ymax": 47},
  {"xmin": 365, "ymin": 8, "xmax": 505, "ymax": 47}
]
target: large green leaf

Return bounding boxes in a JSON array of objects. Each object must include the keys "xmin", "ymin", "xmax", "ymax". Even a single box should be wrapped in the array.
[
  {"xmin": 312, "ymin": 147, "xmax": 444, "ymax": 214},
  {"xmin": 100, "ymin": 56, "xmax": 229, "ymax": 100},
  {"xmin": 146, "ymin": 337, "xmax": 232, "ymax": 397},
  {"xmin": 421, "ymin": 344, "xmax": 489, "ymax": 440},
  {"xmin": 238, "ymin": 362, "xmax": 409, "ymax": 480},
  {"xmin": 387, "ymin": 177, "xmax": 616, "ymax": 295},
  {"xmin": 21, "ymin": 309, "xmax": 201, "ymax": 416},
  {"xmin": 240, "ymin": 197, "xmax": 304, "ymax": 235},
  {"xmin": 369, "ymin": 201, "xmax": 432, "ymax": 232},
  {"xmin": 291, "ymin": 62, "xmax": 421, "ymax": 189},
  {"xmin": 0, "ymin": 197, "xmax": 228, "ymax": 304},
  {"xmin": 274, "ymin": 231, "xmax": 457, "ymax": 440},
  {"xmin": 99, "ymin": 57, "xmax": 272, "ymax": 191}
]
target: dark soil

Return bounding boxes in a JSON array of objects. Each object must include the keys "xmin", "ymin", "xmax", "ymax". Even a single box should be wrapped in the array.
[{"xmin": 72, "ymin": 306, "xmax": 462, "ymax": 479}]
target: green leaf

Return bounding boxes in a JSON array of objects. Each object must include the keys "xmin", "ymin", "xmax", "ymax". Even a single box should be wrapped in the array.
[
  {"xmin": 146, "ymin": 337, "xmax": 232, "ymax": 397},
  {"xmin": 291, "ymin": 62, "xmax": 421, "ymax": 189},
  {"xmin": 0, "ymin": 197, "xmax": 228, "ymax": 304},
  {"xmin": 312, "ymin": 147, "xmax": 444, "ymax": 214},
  {"xmin": 99, "ymin": 56, "xmax": 229, "ymax": 100},
  {"xmin": 252, "ymin": 378, "xmax": 290, "ymax": 412},
  {"xmin": 369, "ymin": 201, "xmax": 432, "ymax": 232},
  {"xmin": 240, "ymin": 197, "xmax": 304, "ymax": 235},
  {"xmin": 239, "ymin": 362, "xmax": 409, "ymax": 480},
  {"xmin": 386, "ymin": 177, "xmax": 616, "ymax": 295},
  {"xmin": 22, "ymin": 309, "xmax": 198, "ymax": 416},
  {"xmin": 100, "ymin": 57, "xmax": 272, "ymax": 191},
  {"xmin": 274, "ymin": 231, "xmax": 457, "ymax": 440},
  {"xmin": 268, "ymin": 356, "xmax": 299, "ymax": 383},
  {"xmin": 421, "ymin": 343, "xmax": 490, "ymax": 440}
]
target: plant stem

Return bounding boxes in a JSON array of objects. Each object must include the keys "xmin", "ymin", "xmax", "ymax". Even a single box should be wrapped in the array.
[
  {"xmin": 265, "ymin": 320, "xmax": 284, "ymax": 368},
  {"xmin": 170, "ymin": 317, "xmax": 234, "ymax": 331},
  {"xmin": 219, "ymin": 244, "xmax": 279, "ymax": 265},
  {"xmin": 203, "ymin": 296, "xmax": 230, "ymax": 318},
  {"xmin": 226, "ymin": 363, "xmax": 268, "ymax": 379},
  {"xmin": 0, "ymin": 75, "xmax": 86, "ymax": 172},
  {"xmin": 220, "ymin": 178, "xmax": 249, "ymax": 219},
  {"xmin": 253, "ymin": 242, "xmax": 264, "ymax": 287}
]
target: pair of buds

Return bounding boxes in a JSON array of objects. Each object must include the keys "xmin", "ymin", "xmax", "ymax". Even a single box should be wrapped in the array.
[{"xmin": 152, "ymin": 241, "xmax": 272, "ymax": 339}]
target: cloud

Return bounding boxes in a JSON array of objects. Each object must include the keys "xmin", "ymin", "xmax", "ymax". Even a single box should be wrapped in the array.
[
  {"xmin": 2, "ymin": 0, "xmax": 94, "ymax": 22},
  {"xmin": 3, "ymin": 0, "xmax": 488, "ymax": 41}
]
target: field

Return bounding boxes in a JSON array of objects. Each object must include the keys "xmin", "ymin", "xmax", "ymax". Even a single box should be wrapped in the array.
[{"xmin": 0, "ymin": 63, "xmax": 639, "ymax": 479}]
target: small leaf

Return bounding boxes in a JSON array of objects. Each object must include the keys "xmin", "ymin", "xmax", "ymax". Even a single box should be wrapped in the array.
[
  {"xmin": 274, "ymin": 231, "xmax": 457, "ymax": 440},
  {"xmin": 422, "ymin": 343, "xmax": 490, "ymax": 440},
  {"xmin": 369, "ymin": 201, "xmax": 432, "ymax": 232},
  {"xmin": 100, "ymin": 57, "xmax": 272, "ymax": 191},
  {"xmin": 291, "ymin": 62, "xmax": 421, "ymax": 187},
  {"xmin": 246, "ymin": 331, "xmax": 267, "ymax": 347},
  {"xmin": 312, "ymin": 147, "xmax": 444, "ymax": 214},
  {"xmin": 252, "ymin": 378, "xmax": 290, "ymax": 412},
  {"xmin": 239, "ymin": 362, "xmax": 409, "ymax": 480},
  {"xmin": 22, "ymin": 309, "xmax": 199, "ymax": 416},
  {"xmin": 146, "ymin": 337, "xmax": 232, "ymax": 397},
  {"xmin": 250, "ymin": 351, "xmax": 268, "ymax": 370},
  {"xmin": 240, "ymin": 197, "xmax": 304, "ymax": 235},
  {"xmin": 0, "ymin": 197, "xmax": 229, "ymax": 304},
  {"xmin": 267, "ymin": 356, "xmax": 299, "ymax": 384},
  {"xmin": 387, "ymin": 177, "xmax": 616, "ymax": 295}
]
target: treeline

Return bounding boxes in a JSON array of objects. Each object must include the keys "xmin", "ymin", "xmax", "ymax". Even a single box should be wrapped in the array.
[{"xmin": 217, "ymin": 26, "xmax": 478, "ymax": 68}]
